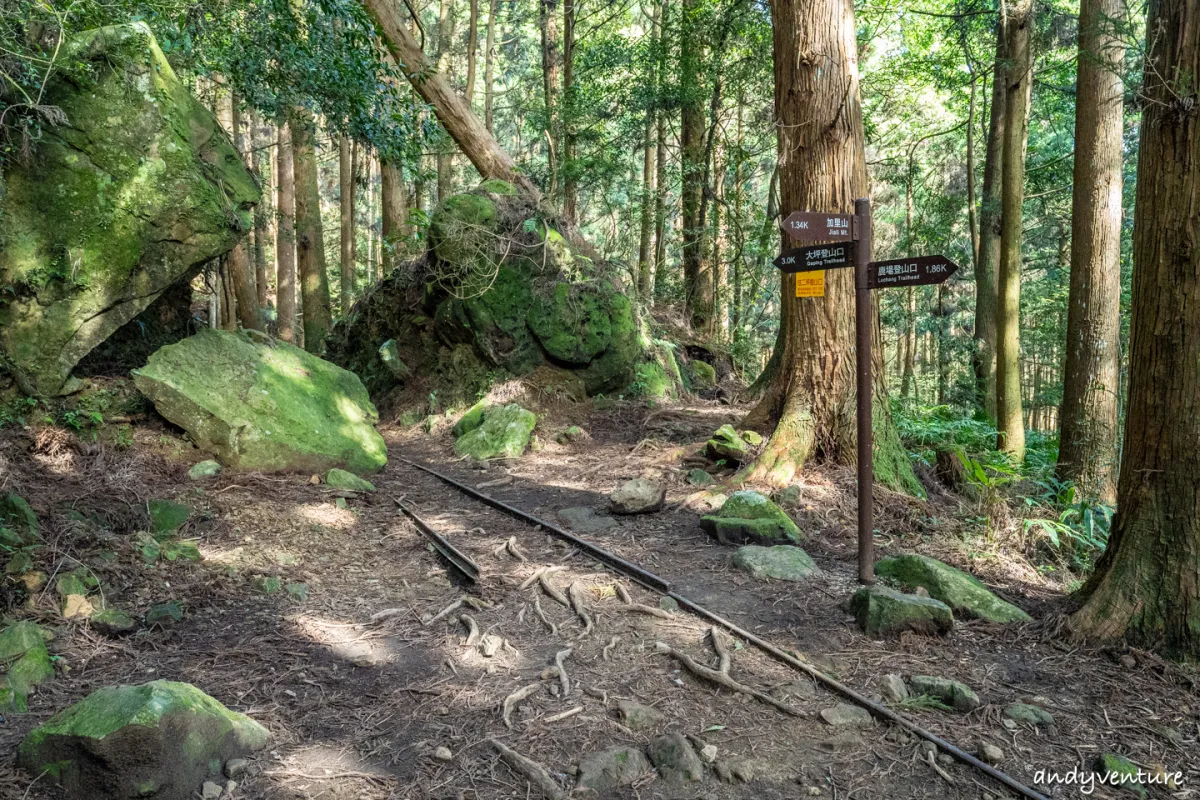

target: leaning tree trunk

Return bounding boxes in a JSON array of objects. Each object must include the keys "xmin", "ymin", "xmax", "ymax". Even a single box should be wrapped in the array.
[
  {"xmin": 276, "ymin": 123, "xmax": 298, "ymax": 343},
  {"xmin": 995, "ymin": 0, "xmax": 1034, "ymax": 460},
  {"xmin": 1072, "ymin": 0, "xmax": 1200, "ymax": 658},
  {"xmin": 291, "ymin": 108, "xmax": 333, "ymax": 352},
  {"xmin": 364, "ymin": 0, "xmax": 541, "ymax": 199},
  {"xmin": 973, "ymin": 22, "xmax": 1007, "ymax": 423},
  {"xmin": 741, "ymin": 0, "xmax": 921, "ymax": 495},
  {"xmin": 1056, "ymin": 0, "xmax": 1125, "ymax": 504}
]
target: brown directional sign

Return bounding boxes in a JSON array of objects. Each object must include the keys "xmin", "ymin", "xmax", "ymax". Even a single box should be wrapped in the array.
[
  {"xmin": 781, "ymin": 211, "xmax": 856, "ymax": 242},
  {"xmin": 868, "ymin": 255, "xmax": 959, "ymax": 289},
  {"xmin": 774, "ymin": 243, "xmax": 855, "ymax": 273}
]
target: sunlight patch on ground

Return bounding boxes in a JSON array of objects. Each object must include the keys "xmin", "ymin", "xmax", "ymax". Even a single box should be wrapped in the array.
[
  {"xmin": 293, "ymin": 502, "xmax": 358, "ymax": 530},
  {"xmin": 266, "ymin": 744, "xmax": 393, "ymax": 790},
  {"xmin": 292, "ymin": 614, "xmax": 395, "ymax": 668}
]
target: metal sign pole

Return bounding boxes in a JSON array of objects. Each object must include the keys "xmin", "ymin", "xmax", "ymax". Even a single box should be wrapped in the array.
[{"xmin": 853, "ymin": 197, "xmax": 875, "ymax": 585}]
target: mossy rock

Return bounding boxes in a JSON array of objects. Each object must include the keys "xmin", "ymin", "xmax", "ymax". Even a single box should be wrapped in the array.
[
  {"xmin": 874, "ymin": 554, "xmax": 1031, "ymax": 623},
  {"xmin": 1005, "ymin": 702, "xmax": 1055, "ymax": 727},
  {"xmin": 850, "ymin": 585, "xmax": 953, "ymax": 638},
  {"xmin": 452, "ymin": 401, "xmax": 487, "ymax": 438},
  {"xmin": 133, "ymin": 329, "xmax": 387, "ymax": 474},
  {"xmin": 705, "ymin": 424, "xmax": 751, "ymax": 464},
  {"xmin": 325, "ymin": 468, "xmax": 376, "ymax": 492},
  {"xmin": 0, "ymin": 23, "xmax": 259, "ymax": 396},
  {"xmin": 689, "ymin": 360, "xmax": 716, "ymax": 388},
  {"xmin": 908, "ymin": 675, "xmax": 981, "ymax": 712},
  {"xmin": 0, "ymin": 494, "xmax": 38, "ymax": 544},
  {"xmin": 700, "ymin": 490, "xmax": 802, "ymax": 545},
  {"xmin": 148, "ymin": 499, "xmax": 190, "ymax": 535},
  {"xmin": 90, "ymin": 608, "xmax": 138, "ymax": 636},
  {"xmin": 0, "ymin": 621, "xmax": 55, "ymax": 713},
  {"xmin": 453, "ymin": 403, "xmax": 536, "ymax": 460},
  {"xmin": 1094, "ymin": 754, "xmax": 1148, "ymax": 797},
  {"xmin": 377, "ymin": 340, "xmax": 410, "ymax": 379},
  {"xmin": 528, "ymin": 283, "xmax": 614, "ymax": 365},
  {"xmin": 187, "ymin": 460, "xmax": 221, "ymax": 480},
  {"xmin": 732, "ymin": 545, "xmax": 821, "ymax": 581},
  {"xmin": 577, "ymin": 745, "xmax": 652, "ymax": 792},
  {"xmin": 18, "ymin": 680, "xmax": 270, "ymax": 799}
]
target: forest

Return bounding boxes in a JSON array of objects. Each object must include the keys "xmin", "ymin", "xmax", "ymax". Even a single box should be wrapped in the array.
[{"xmin": 0, "ymin": 0, "xmax": 1197, "ymax": 796}]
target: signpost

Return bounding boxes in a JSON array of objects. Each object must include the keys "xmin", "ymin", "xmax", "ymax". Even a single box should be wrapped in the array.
[{"xmin": 780, "ymin": 199, "xmax": 958, "ymax": 584}]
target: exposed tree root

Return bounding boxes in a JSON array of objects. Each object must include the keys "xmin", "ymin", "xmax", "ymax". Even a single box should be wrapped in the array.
[
  {"xmin": 540, "ymin": 573, "xmax": 570, "ymax": 607},
  {"xmin": 501, "ymin": 682, "xmax": 544, "ymax": 728},
  {"xmin": 567, "ymin": 582, "xmax": 594, "ymax": 637},
  {"xmin": 488, "ymin": 739, "xmax": 566, "ymax": 800},
  {"xmin": 477, "ymin": 476, "xmax": 513, "ymax": 488},
  {"xmin": 532, "ymin": 594, "xmax": 559, "ymax": 635},
  {"xmin": 614, "ymin": 582, "xmax": 672, "ymax": 618},
  {"xmin": 494, "ymin": 536, "xmax": 528, "ymax": 561},
  {"xmin": 554, "ymin": 648, "xmax": 573, "ymax": 697},
  {"xmin": 602, "ymin": 636, "xmax": 620, "ymax": 661},
  {"xmin": 459, "ymin": 614, "xmax": 481, "ymax": 647},
  {"xmin": 582, "ymin": 685, "xmax": 607, "ymax": 703},
  {"xmin": 421, "ymin": 595, "xmax": 491, "ymax": 626},
  {"xmin": 654, "ymin": 628, "xmax": 804, "ymax": 717},
  {"xmin": 924, "ymin": 750, "xmax": 955, "ymax": 784},
  {"xmin": 518, "ymin": 565, "xmax": 565, "ymax": 590},
  {"xmin": 542, "ymin": 706, "xmax": 582, "ymax": 724}
]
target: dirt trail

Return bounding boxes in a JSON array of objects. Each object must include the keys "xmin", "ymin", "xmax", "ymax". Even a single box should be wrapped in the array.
[{"xmin": 0, "ymin": 404, "xmax": 1194, "ymax": 800}]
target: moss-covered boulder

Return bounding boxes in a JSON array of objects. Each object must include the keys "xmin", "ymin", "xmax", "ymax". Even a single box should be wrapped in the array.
[
  {"xmin": 700, "ymin": 490, "xmax": 802, "ymax": 545},
  {"xmin": 874, "ymin": 554, "xmax": 1031, "ymax": 623},
  {"xmin": 326, "ymin": 468, "xmax": 376, "ymax": 492},
  {"xmin": 850, "ymin": 585, "xmax": 953, "ymax": 638},
  {"xmin": 0, "ymin": 493, "xmax": 38, "ymax": 545},
  {"xmin": 0, "ymin": 23, "xmax": 258, "ymax": 396},
  {"xmin": 908, "ymin": 675, "xmax": 982, "ymax": 712},
  {"xmin": 326, "ymin": 184, "xmax": 677, "ymax": 409},
  {"xmin": 133, "ymin": 329, "xmax": 386, "ymax": 473},
  {"xmin": 18, "ymin": 680, "xmax": 270, "ymax": 800},
  {"xmin": 453, "ymin": 403, "xmax": 536, "ymax": 460}
]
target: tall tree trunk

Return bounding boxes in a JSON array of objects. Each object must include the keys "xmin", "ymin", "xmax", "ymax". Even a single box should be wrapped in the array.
[
  {"xmin": 226, "ymin": 94, "xmax": 260, "ymax": 331},
  {"xmin": 436, "ymin": 0, "xmax": 456, "ymax": 202},
  {"xmin": 1057, "ymin": 0, "xmax": 1125, "ymax": 504},
  {"xmin": 742, "ymin": 0, "xmax": 921, "ymax": 495},
  {"xmin": 465, "ymin": 0, "xmax": 479, "ymax": 107},
  {"xmin": 652, "ymin": 0, "xmax": 669, "ymax": 302},
  {"xmin": 637, "ymin": 105, "xmax": 656, "ymax": 296},
  {"xmin": 974, "ymin": 23, "xmax": 1007, "ymax": 422},
  {"xmin": 680, "ymin": 0, "xmax": 710, "ymax": 330},
  {"xmin": 561, "ymin": 0, "xmax": 577, "ymax": 224},
  {"xmin": 381, "ymin": 159, "xmax": 408, "ymax": 275},
  {"xmin": 995, "ymin": 0, "xmax": 1034, "ymax": 459},
  {"xmin": 339, "ymin": 136, "xmax": 356, "ymax": 313},
  {"xmin": 901, "ymin": 288, "xmax": 915, "ymax": 399},
  {"xmin": 965, "ymin": 75, "xmax": 979, "ymax": 268},
  {"xmin": 1072, "ymin": 0, "xmax": 1200, "ymax": 657},
  {"xmin": 696, "ymin": 69, "xmax": 724, "ymax": 336},
  {"xmin": 365, "ymin": 0, "xmax": 540, "ymax": 199},
  {"xmin": 253, "ymin": 115, "xmax": 272, "ymax": 309},
  {"xmin": 540, "ymin": 0, "xmax": 561, "ymax": 198},
  {"xmin": 276, "ymin": 123, "xmax": 297, "ymax": 343},
  {"xmin": 366, "ymin": 154, "xmax": 377, "ymax": 283},
  {"xmin": 484, "ymin": 0, "xmax": 499, "ymax": 132},
  {"xmin": 291, "ymin": 109, "xmax": 333, "ymax": 352}
]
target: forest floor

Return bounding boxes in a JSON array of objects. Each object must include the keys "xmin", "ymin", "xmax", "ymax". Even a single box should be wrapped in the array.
[{"xmin": 0, "ymin": 393, "xmax": 1196, "ymax": 800}]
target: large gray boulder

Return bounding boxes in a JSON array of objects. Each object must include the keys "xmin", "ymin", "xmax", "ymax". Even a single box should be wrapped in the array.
[
  {"xmin": 18, "ymin": 680, "xmax": 269, "ymax": 799},
  {"xmin": 0, "ymin": 23, "xmax": 258, "ymax": 395},
  {"xmin": 133, "ymin": 329, "xmax": 387, "ymax": 473}
]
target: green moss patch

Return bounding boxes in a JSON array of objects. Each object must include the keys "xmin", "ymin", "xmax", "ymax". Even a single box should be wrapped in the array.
[
  {"xmin": 874, "ymin": 554, "xmax": 1031, "ymax": 623},
  {"xmin": 700, "ymin": 490, "xmax": 802, "ymax": 545},
  {"xmin": 453, "ymin": 403, "xmax": 536, "ymax": 460},
  {"xmin": 850, "ymin": 585, "xmax": 954, "ymax": 638}
]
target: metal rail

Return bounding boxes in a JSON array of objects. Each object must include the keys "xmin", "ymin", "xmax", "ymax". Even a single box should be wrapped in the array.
[
  {"xmin": 395, "ymin": 498, "xmax": 481, "ymax": 583},
  {"xmin": 394, "ymin": 455, "xmax": 1049, "ymax": 800}
]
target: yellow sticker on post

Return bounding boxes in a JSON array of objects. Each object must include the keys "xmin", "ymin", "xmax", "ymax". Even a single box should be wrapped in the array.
[{"xmin": 795, "ymin": 271, "xmax": 825, "ymax": 298}]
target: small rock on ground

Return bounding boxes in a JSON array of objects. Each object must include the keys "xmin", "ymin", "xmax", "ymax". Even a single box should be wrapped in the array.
[
  {"xmin": 879, "ymin": 673, "xmax": 908, "ymax": 703},
  {"xmin": 557, "ymin": 506, "xmax": 617, "ymax": 534},
  {"xmin": 819, "ymin": 703, "xmax": 873, "ymax": 727},
  {"xmin": 909, "ymin": 675, "xmax": 982, "ymax": 712},
  {"xmin": 609, "ymin": 478, "xmax": 667, "ymax": 515},
  {"xmin": 978, "ymin": 743, "xmax": 1004, "ymax": 764},
  {"xmin": 577, "ymin": 746, "xmax": 652, "ymax": 792},
  {"xmin": 850, "ymin": 585, "xmax": 953, "ymax": 638},
  {"xmin": 1004, "ymin": 702, "xmax": 1055, "ymax": 726},
  {"xmin": 188, "ymin": 460, "xmax": 222, "ymax": 480},
  {"xmin": 433, "ymin": 746, "xmax": 453, "ymax": 761},
  {"xmin": 616, "ymin": 699, "xmax": 663, "ymax": 731},
  {"xmin": 732, "ymin": 545, "xmax": 821, "ymax": 581},
  {"xmin": 201, "ymin": 782, "xmax": 222, "ymax": 800},
  {"xmin": 647, "ymin": 733, "xmax": 704, "ymax": 782}
]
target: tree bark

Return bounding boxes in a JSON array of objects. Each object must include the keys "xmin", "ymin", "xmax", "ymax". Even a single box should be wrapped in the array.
[
  {"xmin": 995, "ymin": 0, "xmax": 1034, "ymax": 459},
  {"xmin": 276, "ymin": 123, "xmax": 297, "ymax": 343},
  {"xmin": 1072, "ymin": 0, "xmax": 1200, "ymax": 658},
  {"xmin": 637, "ymin": 105, "xmax": 656, "ymax": 296},
  {"xmin": 364, "ymin": 0, "xmax": 540, "ymax": 199},
  {"xmin": 562, "ymin": 0, "xmax": 578, "ymax": 224},
  {"xmin": 540, "ymin": 0, "xmax": 561, "ymax": 197},
  {"xmin": 466, "ymin": 0, "xmax": 479, "ymax": 108},
  {"xmin": 339, "ymin": 136, "xmax": 357, "ymax": 313},
  {"xmin": 680, "ymin": 0, "xmax": 710, "ymax": 330},
  {"xmin": 652, "ymin": 0, "xmax": 669, "ymax": 302},
  {"xmin": 743, "ymin": 0, "xmax": 920, "ymax": 496},
  {"xmin": 436, "ymin": 0, "xmax": 456, "ymax": 202},
  {"xmin": 253, "ymin": 115, "xmax": 273, "ymax": 309},
  {"xmin": 291, "ymin": 108, "xmax": 333, "ymax": 352},
  {"xmin": 227, "ymin": 94, "xmax": 260, "ymax": 331},
  {"xmin": 484, "ymin": 0, "xmax": 499, "ymax": 132},
  {"xmin": 1056, "ymin": 0, "xmax": 1125, "ymax": 504},
  {"xmin": 366, "ymin": 154, "xmax": 377, "ymax": 283},
  {"xmin": 381, "ymin": 159, "xmax": 408, "ymax": 275},
  {"xmin": 974, "ymin": 23, "xmax": 1007, "ymax": 422}
]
